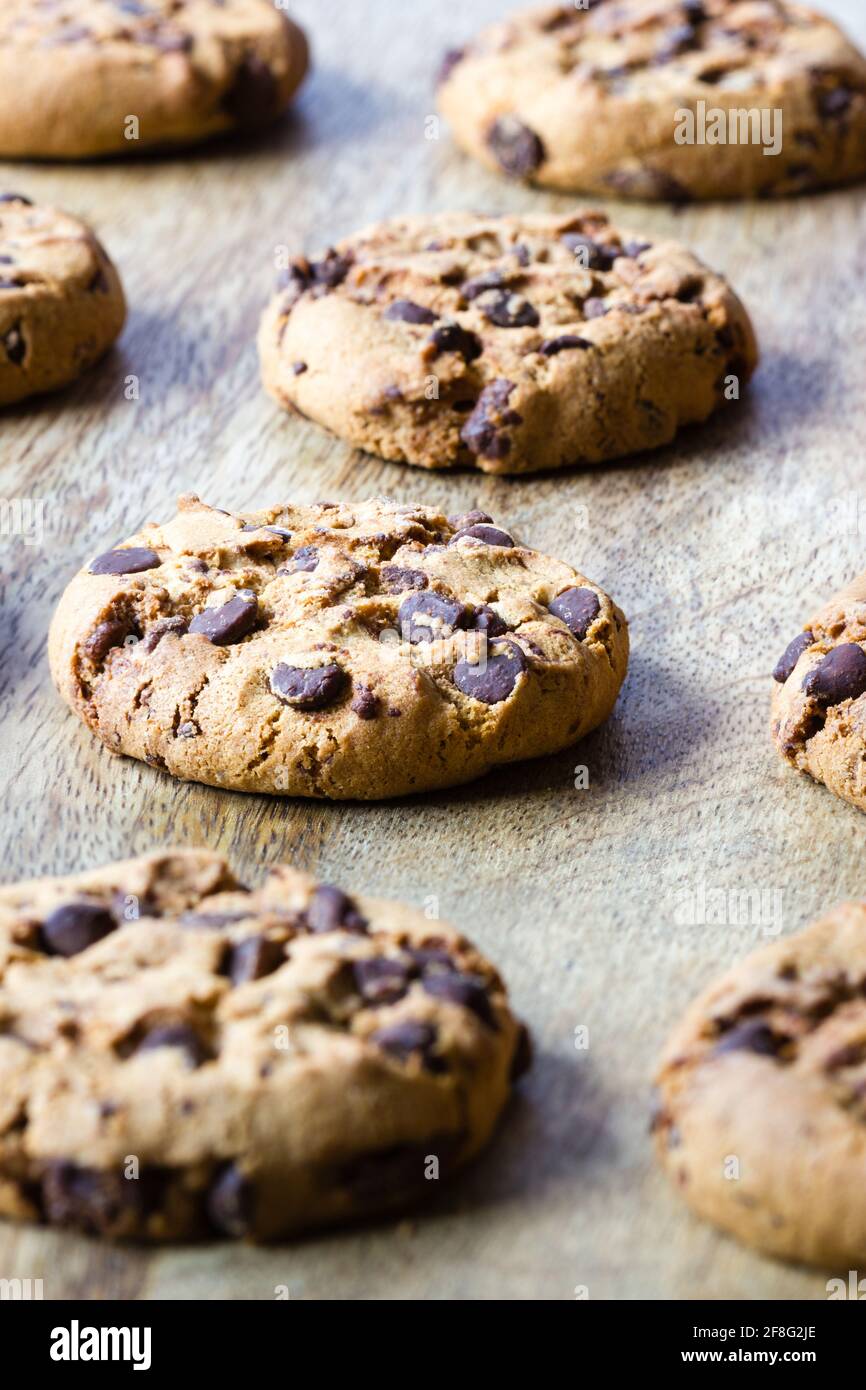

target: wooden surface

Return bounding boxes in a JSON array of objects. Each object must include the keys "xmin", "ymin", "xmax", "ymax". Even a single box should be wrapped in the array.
[{"xmin": 1, "ymin": 0, "xmax": 865, "ymax": 1301}]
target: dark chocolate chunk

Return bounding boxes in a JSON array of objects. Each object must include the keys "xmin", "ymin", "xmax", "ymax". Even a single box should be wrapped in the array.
[
  {"xmin": 384, "ymin": 299, "xmax": 438, "ymax": 325},
  {"xmin": 85, "ymin": 619, "xmax": 134, "ymax": 663},
  {"xmin": 470, "ymin": 605, "xmax": 509, "ymax": 638},
  {"xmin": 351, "ymin": 684, "xmax": 380, "ymax": 720},
  {"xmin": 380, "ymin": 565, "xmax": 428, "ymax": 594},
  {"xmin": 452, "ymin": 640, "xmax": 526, "ymax": 705},
  {"xmin": 561, "ymin": 233, "xmax": 618, "ymax": 270},
  {"xmin": 307, "ymin": 884, "xmax": 368, "ymax": 934},
  {"xmin": 541, "ymin": 334, "xmax": 592, "ymax": 355},
  {"xmin": 89, "ymin": 547, "xmax": 161, "ymax": 576},
  {"xmin": 227, "ymin": 935, "xmax": 285, "ymax": 986},
  {"xmin": 188, "ymin": 594, "xmax": 258, "ymax": 646},
  {"xmin": 450, "ymin": 523, "xmax": 515, "ymax": 547},
  {"xmin": 354, "ymin": 957, "xmax": 411, "ymax": 1005},
  {"xmin": 398, "ymin": 590, "xmax": 469, "ymax": 643},
  {"xmin": 429, "ymin": 322, "xmax": 483, "ymax": 360},
  {"xmin": 549, "ymin": 587, "xmax": 601, "ymax": 639},
  {"xmin": 372, "ymin": 1020, "xmax": 440, "ymax": 1068},
  {"xmin": 141, "ymin": 616, "xmax": 188, "ymax": 653},
  {"xmin": 460, "ymin": 379, "xmax": 522, "ymax": 460},
  {"xmin": 41, "ymin": 901, "xmax": 117, "ymax": 957},
  {"xmin": 487, "ymin": 116, "xmax": 545, "ymax": 178},
  {"xmin": 481, "ymin": 291, "xmax": 539, "ymax": 329},
  {"xmin": 422, "ymin": 971, "xmax": 497, "ymax": 1028},
  {"xmin": 772, "ymin": 630, "xmax": 813, "ymax": 684},
  {"xmin": 270, "ymin": 662, "xmax": 347, "ymax": 709},
  {"xmin": 42, "ymin": 1161, "xmax": 161, "ymax": 1237},
  {"xmin": 802, "ymin": 643, "xmax": 866, "ymax": 706}
]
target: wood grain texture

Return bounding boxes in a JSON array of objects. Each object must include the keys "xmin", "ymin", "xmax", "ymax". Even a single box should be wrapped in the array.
[{"xmin": 1, "ymin": 0, "xmax": 865, "ymax": 1301}]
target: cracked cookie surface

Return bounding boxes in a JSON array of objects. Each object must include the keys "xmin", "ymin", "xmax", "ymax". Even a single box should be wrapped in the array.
[
  {"xmin": 48, "ymin": 493, "xmax": 629, "ymax": 798},
  {"xmin": 0, "ymin": 0, "xmax": 308, "ymax": 158},
  {"xmin": 0, "ymin": 848, "xmax": 528, "ymax": 1242},
  {"xmin": 771, "ymin": 572, "xmax": 866, "ymax": 815},
  {"xmin": 258, "ymin": 210, "xmax": 757, "ymax": 473},
  {"xmin": 0, "ymin": 194, "xmax": 125, "ymax": 406},
  {"xmin": 654, "ymin": 903, "xmax": 866, "ymax": 1266},
  {"xmin": 437, "ymin": 0, "xmax": 866, "ymax": 200}
]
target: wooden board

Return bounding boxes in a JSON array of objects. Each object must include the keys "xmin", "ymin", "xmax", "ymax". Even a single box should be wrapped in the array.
[{"xmin": 1, "ymin": 0, "xmax": 865, "ymax": 1301}]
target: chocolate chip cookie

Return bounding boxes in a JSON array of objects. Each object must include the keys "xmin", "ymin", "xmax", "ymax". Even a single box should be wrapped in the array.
[
  {"xmin": 654, "ymin": 901, "xmax": 866, "ymax": 1267},
  {"xmin": 48, "ymin": 494, "xmax": 628, "ymax": 798},
  {"xmin": 771, "ymin": 572, "xmax": 866, "ymax": 814},
  {"xmin": 0, "ymin": 194, "xmax": 125, "ymax": 407},
  {"xmin": 258, "ymin": 210, "xmax": 757, "ymax": 473},
  {"xmin": 437, "ymin": 1, "xmax": 866, "ymax": 200},
  {"xmin": 0, "ymin": 848, "xmax": 529, "ymax": 1242},
  {"xmin": 0, "ymin": 1, "xmax": 308, "ymax": 158}
]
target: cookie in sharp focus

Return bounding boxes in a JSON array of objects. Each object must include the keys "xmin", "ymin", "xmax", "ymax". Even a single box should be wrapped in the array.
[
  {"xmin": 0, "ymin": 848, "xmax": 529, "ymax": 1242},
  {"xmin": 258, "ymin": 210, "xmax": 757, "ymax": 473},
  {"xmin": 770, "ymin": 571, "xmax": 866, "ymax": 814},
  {"xmin": 0, "ymin": 194, "xmax": 125, "ymax": 407},
  {"xmin": 0, "ymin": 1, "xmax": 309, "ymax": 158},
  {"xmin": 48, "ymin": 493, "xmax": 629, "ymax": 799},
  {"xmin": 437, "ymin": 0, "xmax": 866, "ymax": 200},
  {"xmin": 654, "ymin": 902, "xmax": 866, "ymax": 1267}
]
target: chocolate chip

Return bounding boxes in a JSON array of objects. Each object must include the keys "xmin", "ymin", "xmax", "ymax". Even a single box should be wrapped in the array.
[
  {"xmin": 622, "ymin": 239, "xmax": 652, "ymax": 259},
  {"xmin": 207, "ymin": 1163, "xmax": 254, "ymax": 1238},
  {"xmin": 561, "ymin": 233, "xmax": 618, "ymax": 270},
  {"xmin": 818, "ymin": 87, "xmax": 853, "ymax": 118},
  {"xmin": 351, "ymin": 684, "xmax": 380, "ymax": 720},
  {"xmin": 40, "ymin": 901, "xmax": 117, "ymax": 957},
  {"xmin": 772, "ymin": 630, "xmax": 813, "ymax": 683},
  {"xmin": 549, "ymin": 587, "xmax": 601, "ymax": 640},
  {"xmin": 85, "ymin": 619, "xmax": 134, "ymax": 663},
  {"xmin": 292, "ymin": 361, "xmax": 307, "ymax": 375},
  {"xmin": 398, "ymin": 590, "xmax": 469, "ymax": 643},
  {"xmin": 460, "ymin": 378, "xmax": 522, "ymax": 460},
  {"xmin": 136, "ymin": 1024, "xmax": 210, "ymax": 1068},
  {"xmin": 380, "ymin": 565, "xmax": 428, "ymax": 594},
  {"xmin": 453, "ymin": 640, "xmax": 526, "ymax": 705},
  {"xmin": 461, "ymin": 269, "xmax": 511, "ymax": 301},
  {"xmin": 803, "ymin": 643, "xmax": 866, "ymax": 706},
  {"xmin": 448, "ymin": 509, "xmax": 493, "ymax": 530},
  {"xmin": 429, "ymin": 322, "xmax": 483, "ymax": 361},
  {"xmin": 470, "ymin": 605, "xmax": 509, "ymax": 638},
  {"xmin": 89, "ymin": 547, "xmax": 161, "ymax": 576},
  {"xmin": 311, "ymin": 249, "xmax": 352, "ymax": 290},
  {"xmin": 222, "ymin": 55, "xmax": 279, "ymax": 127},
  {"xmin": 307, "ymin": 884, "xmax": 368, "ymax": 934},
  {"xmin": 227, "ymin": 936, "xmax": 285, "ymax": 986},
  {"xmin": 372, "ymin": 1020, "xmax": 440, "ymax": 1068},
  {"xmin": 422, "ymin": 971, "xmax": 497, "ymax": 1028},
  {"xmin": 510, "ymin": 1023, "xmax": 533, "ymax": 1081},
  {"xmin": 384, "ymin": 299, "xmax": 438, "ymax": 325},
  {"xmin": 188, "ymin": 594, "xmax": 258, "ymax": 646},
  {"xmin": 354, "ymin": 957, "xmax": 410, "ymax": 1005},
  {"xmin": 487, "ymin": 116, "xmax": 545, "ymax": 178},
  {"xmin": 270, "ymin": 662, "xmax": 347, "ymax": 709},
  {"xmin": 541, "ymin": 334, "xmax": 592, "ymax": 355},
  {"xmin": 450, "ymin": 523, "xmax": 515, "ymax": 547},
  {"xmin": 0, "ymin": 193, "xmax": 32, "ymax": 205},
  {"xmin": 285, "ymin": 545, "xmax": 318, "ymax": 573},
  {"xmin": 436, "ymin": 47, "xmax": 464, "ymax": 86},
  {"xmin": 141, "ymin": 616, "xmax": 188, "ymax": 652},
  {"xmin": 42, "ymin": 1162, "xmax": 159, "ymax": 1236},
  {"xmin": 3, "ymin": 324, "xmax": 25, "ymax": 364},
  {"xmin": 240, "ymin": 524, "xmax": 292, "ymax": 541},
  {"xmin": 713, "ymin": 1021, "xmax": 787, "ymax": 1058},
  {"xmin": 481, "ymin": 291, "xmax": 539, "ymax": 329}
]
